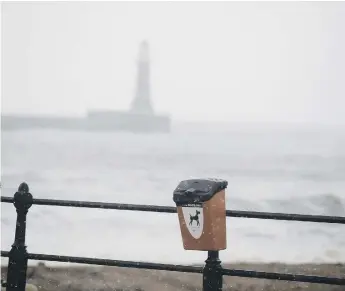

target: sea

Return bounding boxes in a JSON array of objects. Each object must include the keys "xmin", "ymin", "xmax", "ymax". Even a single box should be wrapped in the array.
[{"xmin": 1, "ymin": 122, "xmax": 345, "ymax": 266}]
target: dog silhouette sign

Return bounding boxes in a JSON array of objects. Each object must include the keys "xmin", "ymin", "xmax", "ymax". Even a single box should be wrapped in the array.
[{"xmin": 181, "ymin": 204, "xmax": 204, "ymax": 239}]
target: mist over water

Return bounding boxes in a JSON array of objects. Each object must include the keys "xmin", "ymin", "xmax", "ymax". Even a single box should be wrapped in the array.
[
  {"xmin": 1, "ymin": 1, "xmax": 345, "ymax": 267},
  {"xmin": 1, "ymin": 124, "xmax": 345, "ymax": 265}
]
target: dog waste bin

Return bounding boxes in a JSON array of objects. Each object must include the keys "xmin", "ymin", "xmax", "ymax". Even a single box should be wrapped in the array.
[{"xmin": 173, "ymin": 178, "xmax": 228, "ymax": 251}]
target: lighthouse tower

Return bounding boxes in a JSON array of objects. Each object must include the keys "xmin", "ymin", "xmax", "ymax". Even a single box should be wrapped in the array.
[{"xmin": 130, "ymin": 40, "xmax": 154, "ymax": 115}]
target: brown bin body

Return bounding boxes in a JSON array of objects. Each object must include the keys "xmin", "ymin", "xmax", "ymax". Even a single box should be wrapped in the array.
[{"xmin": 176, "ymin": 190, "xmax": 226, "ymax": 251}]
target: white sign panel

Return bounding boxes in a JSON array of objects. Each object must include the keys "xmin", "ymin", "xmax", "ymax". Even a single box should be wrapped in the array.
[{"xmin": 181, "ymin": 204, "xmax": 204, "ymax": 239}]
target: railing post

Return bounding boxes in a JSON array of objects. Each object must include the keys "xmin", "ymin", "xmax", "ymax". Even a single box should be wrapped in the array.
[
  {"xmin": 203, "ymin": 251, "xmax": 223, "ymax": 291},
  {"xmin": 6, "ymin": 182, "xmax": 33, "ymax": 291}
]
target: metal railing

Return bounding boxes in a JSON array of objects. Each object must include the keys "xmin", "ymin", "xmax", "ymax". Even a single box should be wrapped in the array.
[{"xmin": 1, "ymin": 182, "xmax": 345, "ymax": 291}]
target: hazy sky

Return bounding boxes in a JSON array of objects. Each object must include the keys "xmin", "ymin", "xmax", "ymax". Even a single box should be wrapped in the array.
[{"xmin": 2, "ymin": 1, "xmax": 345, "ymax": 124}]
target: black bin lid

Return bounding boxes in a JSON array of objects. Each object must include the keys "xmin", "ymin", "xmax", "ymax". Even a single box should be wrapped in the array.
[{"xmin": 173, "ymin": 178, "xmax": 228, "ymax": 205}]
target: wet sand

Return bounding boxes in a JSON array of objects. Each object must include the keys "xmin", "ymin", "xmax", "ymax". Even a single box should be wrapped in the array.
[{"xmin": 1, "ymin": 262, "xmax": 344, "ymax": 291}]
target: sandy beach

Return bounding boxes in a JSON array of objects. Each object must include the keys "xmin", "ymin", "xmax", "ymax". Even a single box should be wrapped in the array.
[{"xmin": 1, "ymin": 262, "xmax": 344, "ymax": 291}]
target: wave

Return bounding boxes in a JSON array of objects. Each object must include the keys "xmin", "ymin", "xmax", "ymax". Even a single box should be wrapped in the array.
[{"xmin": 229, "ymin": 193, "xmax": 345, "ymax": 216}]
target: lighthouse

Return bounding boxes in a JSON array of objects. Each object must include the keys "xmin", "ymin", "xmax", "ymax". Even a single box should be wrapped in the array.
[
  {"xmin": 3, "ymin": 40, "xmax": 171, "ymax": 133},
  {"xmin": 130, "ymin": 40, "xmax": 154, "ymax": 115}
]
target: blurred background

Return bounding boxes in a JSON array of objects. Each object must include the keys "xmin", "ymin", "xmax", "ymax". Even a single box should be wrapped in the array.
[{"xmin": 1, "ymin": 1, "xmax": 345, "ymax": 265}]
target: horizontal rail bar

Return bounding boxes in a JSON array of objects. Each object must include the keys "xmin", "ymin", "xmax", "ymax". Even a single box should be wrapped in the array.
[
  {"xmin": 1, "ymin": 251, "xmax": 344, "ymax": 285},
  {"xmin": 226, "ymin": 209, "xmax": 345, "ymax": 224},
  {"xmin": 0, "ymin": 251, "xmax": 202, "ymax": 274},
  {"xmin": 1, "ymin": 196, "xmax": 345, "ymax": 224},
  {"xmin": 222, "ymin": 267, "xmax": 345, "ymax": 285},
  {"xmin": 1, "ymin": 197, "xmax": 13, "ymax": 203},
  {"xmin": 1, "ymin": 196, "xmax": 177, "ymax": 213}
]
